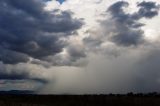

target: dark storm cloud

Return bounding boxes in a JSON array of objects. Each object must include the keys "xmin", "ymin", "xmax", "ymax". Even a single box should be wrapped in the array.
[
  {"xmin": 137, "ymin": 1, "xmax": 160, "ymax": 19},
  {"xmin": 108, "ymin": 1, "xmax": 143, "ymax": 28},
  {"xmin": 0, "ymin": 73, "xmax": 48, "ymax": 84},
  {"xmin": 41, "ymin": 44, "xmax": 87, "ymax": 67},
  {"xmin": 107, "ymin": 1, "xmax": 143, "ymax": 46},
  {"xmin": 0, "ymin": 62, "xmax": 48, "ymax": 83},
  {"xmin": 108, "ymin": 1, "xmax": 129, "ymax": 20},
  {"xmin": 3, "ymin": 0, "xmax": 45, "ymax": 18},
  {"xmin": 0, "ymin": 0, "xmax": 83, "ymax": 64},
  {"xmin": 0, "ymin": 47, "xmax": 29, "ymax": 64},
  {"xmin": 106, "ymin": 1, "xmax": 159, "ymax": 46},
  {"xmin": 67, "ymin": 45, "xmax": 86, "ymax": 62},
  {"xmin": 111, "ymin": 28, "xmax": 144, "ymax": 46},
  {"xmin": 0, "ymin": 70, "xmax": 29, "ymax": 80}
]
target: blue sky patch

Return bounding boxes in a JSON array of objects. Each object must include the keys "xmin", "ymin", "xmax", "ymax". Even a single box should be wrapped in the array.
[{"xmin": 56, "ymin": 0, "xmax": 65, "ymax": 4}]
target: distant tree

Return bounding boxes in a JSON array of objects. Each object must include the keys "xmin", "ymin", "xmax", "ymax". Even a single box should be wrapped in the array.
[{"xmin": 127, "ymin": 92, "xmax": 134, "ymax": 96}]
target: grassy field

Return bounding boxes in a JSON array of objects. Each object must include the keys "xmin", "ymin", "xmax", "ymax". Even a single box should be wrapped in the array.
[{"xmin": 0, "ymin": 93, "xmax": 160, "ymax": 106}]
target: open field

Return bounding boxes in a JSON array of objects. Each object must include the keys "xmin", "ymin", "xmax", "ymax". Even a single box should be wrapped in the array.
[{"xmin": 0, "ymin": 93, "xmax": 160, "ymax": 106}]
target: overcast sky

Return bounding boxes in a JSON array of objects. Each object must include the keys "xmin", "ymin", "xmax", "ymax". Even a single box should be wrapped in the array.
[{"xmin": 0, "ymin": 0, "xmax": 160, "ymax": 94}]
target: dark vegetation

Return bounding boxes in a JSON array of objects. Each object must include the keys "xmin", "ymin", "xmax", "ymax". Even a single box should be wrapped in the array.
[{"xmin": 0, "ymin": 92, "xmax": 160, "ymax": 106}]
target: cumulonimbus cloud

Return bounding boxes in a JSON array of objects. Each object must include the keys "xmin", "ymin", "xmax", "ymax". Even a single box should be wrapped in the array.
[
  {"xmin": 0, "ymin": 0, "xmax": 83, "ymax": 64},
  {"xmin": 0, "ymin": 0, "xmax": 82, "ymax": 87}
]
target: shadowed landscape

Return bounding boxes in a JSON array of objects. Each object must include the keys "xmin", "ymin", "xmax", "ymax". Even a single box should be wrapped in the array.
[{"xmin": 0, "ymin": 92, "xmax": 160, "ymax": 106}]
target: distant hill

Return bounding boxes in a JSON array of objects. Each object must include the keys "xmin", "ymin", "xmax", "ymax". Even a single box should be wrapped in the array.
[{"xmin": 0, "ymin": 90, "xmax": 34, "ymax": 95}]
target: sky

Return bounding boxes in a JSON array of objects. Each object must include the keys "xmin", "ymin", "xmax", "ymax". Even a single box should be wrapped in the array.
[
  {"xmin": 0, "ymin": 0, "xmax": 160, "ymax": 94},
  {"xmin": 56, "ymin": 0, "xmax": 65, "ymax": 4}
]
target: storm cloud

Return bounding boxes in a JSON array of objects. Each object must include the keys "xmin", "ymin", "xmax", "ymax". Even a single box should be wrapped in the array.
[
  {"xmin": 0, "ymin": 0, "xmax": 83, "ymax": 64},
  {"xmin": 0, "ymin": 0, "xmax": 82, "ymax": 90},
  {"xmin": 0, "ymin": 62, "xmax": 48, "ymax": 83},
  {"xmin": 105, "ymin": 1, "xmax": 160, "ymax": 46},
  {"xmin": 0, "ymin": 0, "xmax": 160, "ymax": 94},
  {"xmin": 137, "ymin": 1, "xmax": 160, "ymax": 19}
]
